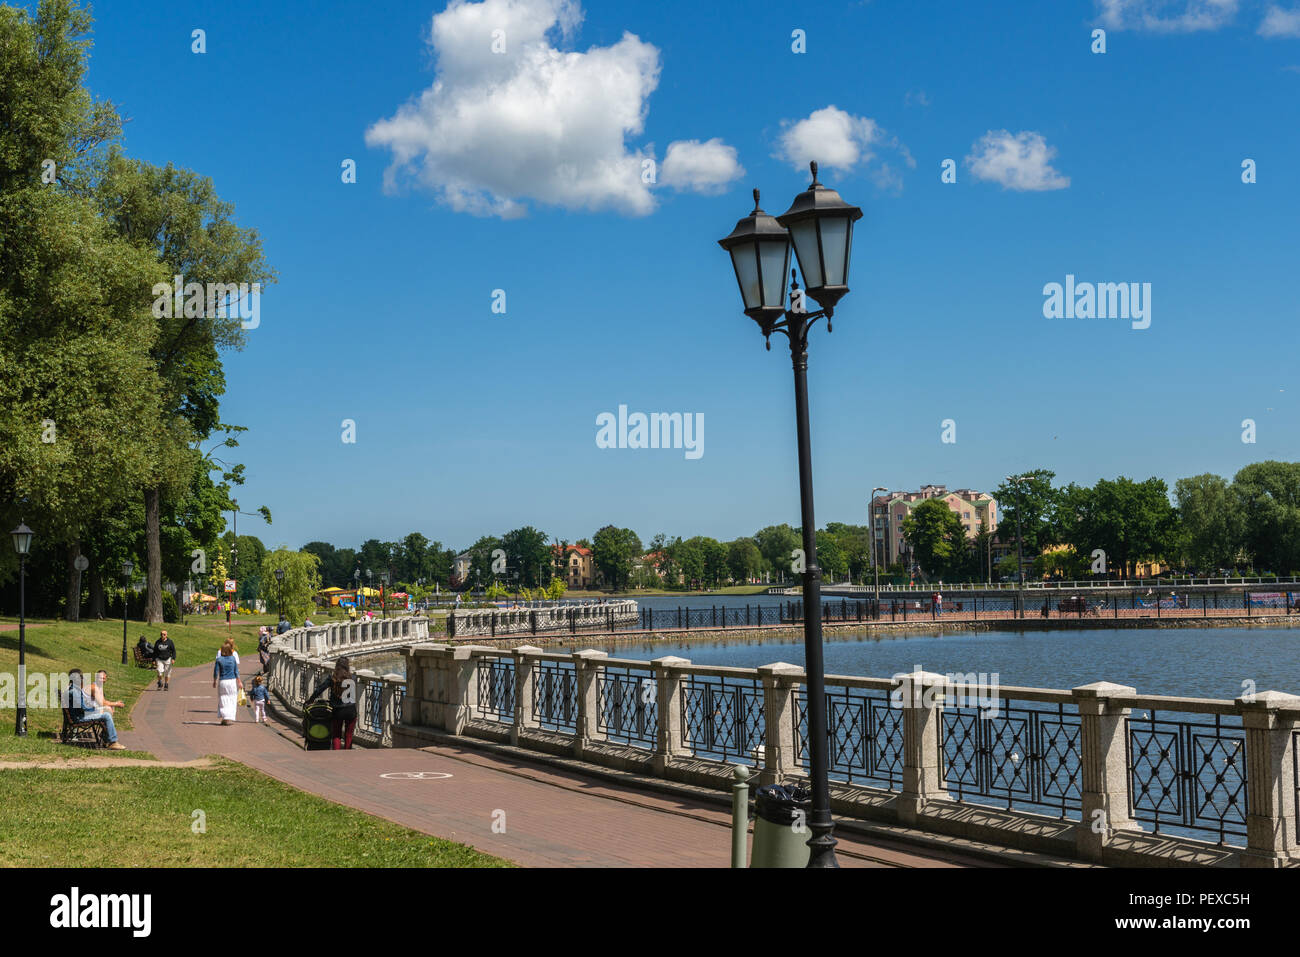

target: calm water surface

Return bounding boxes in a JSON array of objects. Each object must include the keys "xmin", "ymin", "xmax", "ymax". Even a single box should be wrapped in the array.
[{"xmin": 367, "ymin": 626, "xmax": 1300, "ymax": 700}]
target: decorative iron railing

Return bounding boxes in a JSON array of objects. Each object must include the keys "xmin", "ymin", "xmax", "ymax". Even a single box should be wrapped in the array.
[
  {"xmin": 476, "ymin": 656, "xmax": 516, "ymax": 724},
  {"xmin": 1126, "ymin": 710, "xmax": 1248, "ymax": 845},
  {"xmin": 941, "ymin": 698, "xmax": 1082, "ymax": 819},
  {"xmin": 596, "ymin": 665, "xmax": 657, "ymax": 749},
  {"xmin": 532, "ymin": 660, "xmax": 578, "ymax": 734},
  {"xmin": 793, "ymin": 684, "xmax": 904, "ymax": 790},
  {"xmin": 681, "ymin": 673, "xmax": 765, "ymax": 763}
]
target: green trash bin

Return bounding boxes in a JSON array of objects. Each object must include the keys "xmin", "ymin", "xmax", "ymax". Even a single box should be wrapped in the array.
[{"xmin": 750, "ymin": 784, "xmax": 811, "ymax": 868}]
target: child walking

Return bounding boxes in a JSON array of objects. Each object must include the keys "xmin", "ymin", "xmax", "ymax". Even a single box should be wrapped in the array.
[{"xmin": 249, "ymin": 674, "xmax": 269, "ymax": 723}]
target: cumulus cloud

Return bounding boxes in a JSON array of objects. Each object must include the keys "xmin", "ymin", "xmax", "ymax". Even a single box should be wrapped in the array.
[
  {"xmin": 659, "ymin": 139, "xmax": 744, "ymax": 193},
  {"xmin": 1259, "ymin": 4, "xmax": 1300, "ymax": 35},
  {"xmin": 1095, "ymin": 0, "xmax": 1239, "ymax": 32},
  {"xmin": 774, "ymin": 105, "xmax": 914, "ymax": 190},
  {"xmin": 365, "ymin": 0, "xmax": 738, "ymax": 217},
  {"xmin": 964, "ymin": 130, "xmax": 1070, "ymax": 192}
]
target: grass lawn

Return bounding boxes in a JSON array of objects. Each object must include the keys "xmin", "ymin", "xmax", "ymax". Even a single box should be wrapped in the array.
[
  {"xmin": 0, "ymin": 615, "xmax": 264, "ymax": 758},
  {"xmin": 0, "ymin": 758, "xmax": 509, "ymax": 867}
]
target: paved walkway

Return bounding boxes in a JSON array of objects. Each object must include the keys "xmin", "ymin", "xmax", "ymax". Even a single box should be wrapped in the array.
[{"xmin": 119, "ymin": 657, "xmax": 995, "ymax": 868}]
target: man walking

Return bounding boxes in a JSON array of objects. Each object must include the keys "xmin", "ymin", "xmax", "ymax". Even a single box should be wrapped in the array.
[{"xmin": 153, "ymin": 629, "xmax": 176, "ymax": 691}]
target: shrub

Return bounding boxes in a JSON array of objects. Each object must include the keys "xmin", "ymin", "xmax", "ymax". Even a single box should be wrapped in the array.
[{"xmin": 161, "ymin": 591, "xmax": 179, "ymax": 623}]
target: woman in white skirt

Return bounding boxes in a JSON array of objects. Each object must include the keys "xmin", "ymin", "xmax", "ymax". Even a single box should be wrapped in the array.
[{"xmin": 213, "ymin": 639, "xmax": 241, "ymax": 725}]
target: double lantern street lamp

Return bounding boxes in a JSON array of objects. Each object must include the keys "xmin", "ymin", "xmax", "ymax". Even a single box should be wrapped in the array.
[
  {"xmin": 11, "ymin": 523, "xmax": 32, "ymax": 735},
  {"xmin": 718, "ymin": 161, "xmax": 863, "ymax": 869},
  {"xmin": 274, "ymin": 567, "xmax": 285, "ymax": 620}
]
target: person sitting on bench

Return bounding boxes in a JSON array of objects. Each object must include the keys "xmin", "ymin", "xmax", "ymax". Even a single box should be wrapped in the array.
[
  {"xmin": 136, "ymin": 636, "xmax": 155, "ymax": 660},
  {"xmin": 66, "ymin": 669, "xmax": 126, "ymax": 750}
]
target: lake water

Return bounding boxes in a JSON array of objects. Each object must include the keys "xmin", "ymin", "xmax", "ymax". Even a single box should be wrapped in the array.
[{"xmin": 365, "ymin": 625, "xmax": 1300, "ymax": 699}]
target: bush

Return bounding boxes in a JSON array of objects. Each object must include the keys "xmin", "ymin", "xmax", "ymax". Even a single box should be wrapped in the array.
[{"xmin": 161, "ymin": 591, "xmax": 179, "ymax": 623}]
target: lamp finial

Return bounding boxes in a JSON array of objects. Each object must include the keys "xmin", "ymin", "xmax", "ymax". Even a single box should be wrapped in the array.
[
  {"xmin": 752, "ymin": 187, "xmax": 761, "ymax": 212},
  {"xmin": 809, "ymin": 160, "xmax": 820, "ymax": 185}
]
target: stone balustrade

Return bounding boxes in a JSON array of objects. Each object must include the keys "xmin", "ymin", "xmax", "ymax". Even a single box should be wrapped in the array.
[
  {"xmin": 390, "ymin": 644, "xmax": 1300, "ymax": 868},
  {"xmin": 446, "ymin": 599, "xmax": 638, "ymax": 638}
]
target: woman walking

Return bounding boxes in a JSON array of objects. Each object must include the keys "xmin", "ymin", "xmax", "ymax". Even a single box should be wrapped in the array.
[
  {"xmin": 305, "ymin": 657, "xmax": 357, "ymax": 749},
  {"xmin": 213, "ymin": 639, "xmax": 241, "ymax": 725}
]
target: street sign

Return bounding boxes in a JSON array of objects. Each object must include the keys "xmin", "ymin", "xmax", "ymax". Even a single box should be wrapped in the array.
[
  {"xmin": 73, "ymin": 555, "xmax": 89, "ymax": 571},
  {"xmin": 224, "ymin": 579, "xmax": 236, "ymax": 594}
]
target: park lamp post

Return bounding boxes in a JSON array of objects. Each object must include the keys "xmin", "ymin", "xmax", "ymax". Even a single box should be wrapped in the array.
[
  {"xmin": 870, "ymin": 487, "xmax": 887, "ymax": 617},
  {"xmin": 718, "ymin": 161, "xmax": 863, "ymax": 869},
  {"xmin": 274, "ymin": 567, "xmax": 285, "ymax": 620},
  {"xmin": 380, "ymin": 570, "xmax": 389, "ymax": 618},
  {"xmin": 353, "ymin": 567, "xmax": 361, "ymax": 612},
  {"xmin": 120, "ymin": 559, "xmax": 134, "ymax": 665},
  {"xmin": 11, "ymin": 523, "xmax": 32, "ymax": 735},
  {"xmin": 366, "ymin": 568, "xmax": 373, "ymax": 612}
]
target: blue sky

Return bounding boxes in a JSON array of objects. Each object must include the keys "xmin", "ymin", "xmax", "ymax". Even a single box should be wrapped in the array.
[{"xmin": 68, "ymin": 0, "xmax": 1300, "ymax": 550}]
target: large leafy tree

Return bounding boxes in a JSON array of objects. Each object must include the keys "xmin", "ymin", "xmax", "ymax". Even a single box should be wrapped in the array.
[
  {"xmin": 1232, "ymin": 461, "xmax": 1300, "ymax": 574},
  {"xmin": 995, "ymin": 470, "xmax": 1061, "ymax": 556},
  {"xmin": 726, "ymin": 538, "xmax": 763, "ymax": 583},
  {"xmin": 500, "ymin": 526, "xmax": 551, "ymax": 588},
  {"xmin": 754, "ymin": 524, "xmax": 800, "ymax": 580},
  {"xmin": 258, "ymin": 548, "xmax": 321, "ymax": 627},
  {"xmin": 95, "ymin": 151, "xmax": 275, "ymax": 622},
  {"xmin": 900, "ymin": 499, "xmax": 966, "ymax": 580},
  {"xmin": 1174, "ymin": 473, "xmax": 1244, "ymax": 573},
  {"xmin": 1064, "ymin": 476, "xmax": 1177, "ymax": 578},
  {"xmin": 591, "ymin": 525, "xmax": 642, "ymax": 592}
]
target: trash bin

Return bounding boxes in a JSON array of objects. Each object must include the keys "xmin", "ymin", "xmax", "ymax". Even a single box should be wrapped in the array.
[{"xmin": 750, "ymin": 784, "xmax": 811, "ymax": 868}]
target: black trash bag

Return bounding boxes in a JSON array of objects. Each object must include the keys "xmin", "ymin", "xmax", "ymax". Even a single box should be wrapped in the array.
[{"xmin": 753, "ymin": 784, "xmax": 812, "ymax": 826}]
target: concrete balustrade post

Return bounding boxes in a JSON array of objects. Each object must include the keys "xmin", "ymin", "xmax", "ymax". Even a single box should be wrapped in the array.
[
  {"xmin": 897, "ymin": 670, "xmax": 952, "ymax": 825},
  {"xmin": 573, "ymin": 650, "xmax": 609, "ymax": 759},
  {"xmin": 757, "ymin": 662, "xmax": 804, "ymax": 786},
  {"xmin": 511, "ymin": 646, "xmax": 544, "ymax": 745},
  {"xmin": 651, "ymin": 657, "xmax": 691, "ymax": 774},
  {"xmin": 1073, "ymin": 681, "xmax": 1139, "ymax": 862},
  {"xmin": 1237, "ymin": 691, "xmax": 1300, "ymax": 867}
]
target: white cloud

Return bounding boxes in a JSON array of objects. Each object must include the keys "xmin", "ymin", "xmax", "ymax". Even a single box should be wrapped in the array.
[
  {"xmin": 365, "ymin": 0, "xmax": 737, "ymax": 217},
  {"xmin": 964, "ymin": 131, "xmax": 1070, "ymax": 192},
  {"xmin": 1259, "ymin": 4, "xmax": 1300, "ymax": 35},
  {"xmin": 659, "ymin": 139, "xmax": 744, "ymax": 193},
  {"xmin": 774, "ymin": 105, "xmax": 914, "ymax": 190},
  {"xmin": 1096, "ymin": 0, "xmax": 1238, "ymax": 31}
]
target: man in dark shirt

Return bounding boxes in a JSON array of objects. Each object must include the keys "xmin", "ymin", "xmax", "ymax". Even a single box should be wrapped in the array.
[
  {"xmin": 152, "ymin": 630, "xmax": 176, "ymax": 691},
  {"xmin": 276, "ymin": 616, "xmax": 291, "ymax": 635}
]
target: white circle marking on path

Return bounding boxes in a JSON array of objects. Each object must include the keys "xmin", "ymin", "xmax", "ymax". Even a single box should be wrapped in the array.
[{"xmin": 380, "ymin": 771, "xmax": 454, "ymax": 780}]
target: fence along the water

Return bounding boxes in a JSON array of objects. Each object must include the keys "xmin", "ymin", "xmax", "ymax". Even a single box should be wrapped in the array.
[{"xmin": 396, "ymin": 643, "xmax": 1300, "ymax": 867}]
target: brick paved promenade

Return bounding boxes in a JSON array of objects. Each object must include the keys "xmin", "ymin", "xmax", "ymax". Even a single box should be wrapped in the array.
[{"xmin": 119, "ymin": 656, "xmax": 1010, "ymax": 868}]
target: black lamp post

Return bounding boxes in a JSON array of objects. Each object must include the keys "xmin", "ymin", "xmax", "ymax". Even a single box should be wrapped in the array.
[
  {"xmin": 274, "ymin": 567, "xmax": 285, "ymax": 620},
  {"xmin": 719, "ymin": 161, "xmax": 862, "ymax": 868},
  {"xmin": 353, "ymin": 568, "xmax": 361, "ymax": 613},
  {"xmin": 11, "ymin": 523, "xmax": 32, "ymax": 735},
  {"xmin": 1007, "ymin": 475, "xmax": 1027, "ymax": 618},
  {"xmin": 380, "ymin": 571, "xmax": 389, "ymax": 618},
  {"xmin": 120, "ymin": 559, "xmax": 133, "ymax": 665},
  {"xmin": 366, "ymin": 568, "xmax": 373, "ymax": 612}
]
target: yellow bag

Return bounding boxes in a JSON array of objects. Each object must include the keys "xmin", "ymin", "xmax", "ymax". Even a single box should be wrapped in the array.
[{"xmin": 238, "ymin": 687, "xmax": 248, "ymax": 707}]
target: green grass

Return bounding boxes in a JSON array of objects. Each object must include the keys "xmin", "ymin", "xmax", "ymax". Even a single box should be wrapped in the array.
[
  {"xmin": 0, "ymin": 615, "xmax": 263, "ymax": 758},
  {"xmin": 0, "ymin": 758, "xmax": 510, "ymax": 867}
]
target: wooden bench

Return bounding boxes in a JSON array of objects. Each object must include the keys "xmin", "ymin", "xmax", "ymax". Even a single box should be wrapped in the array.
[
  {"xmin": 60, "ymin": 707, "xmax": 109, "ymax": 748},
  {"xmin": 132, "ymin": 646, "xmax": 154, "ymax": 669}
]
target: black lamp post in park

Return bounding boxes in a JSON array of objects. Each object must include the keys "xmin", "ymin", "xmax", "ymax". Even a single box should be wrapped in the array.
[
  {"xmin": 120, "ymin": 559, "xmax": 134, "ymax": 666},
  {"xmin": 11, "ymin": 523, "xmax": 32, "ymax": 736},
  {"xmin": 380, "ymin": 571, "xmax": 389, "ymax": 618},
  {"xmin": 718, "ymin": 161, "xmax": 863, "ymax": 868},
  {"xmin": 274, "ymin": 567, "xmax": 285, "ymax": 620}
]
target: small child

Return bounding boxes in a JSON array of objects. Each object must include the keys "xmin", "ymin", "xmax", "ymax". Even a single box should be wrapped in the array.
[{"xmin": 249, "ymin": 674, "xmax": 269, "ymax": 723}]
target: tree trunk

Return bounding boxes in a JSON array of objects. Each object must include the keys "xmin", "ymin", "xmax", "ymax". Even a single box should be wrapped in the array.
[
  {"xmin": 88, "ymin": 544, "xmax": 106, "ymax": 619},
  {"xmin": 145, "ymin": 485, "xmax": 164, "ymax": 623},
  {"xmin": 64, "ymin": 540, "xmax": 81, "ymax": 621}
]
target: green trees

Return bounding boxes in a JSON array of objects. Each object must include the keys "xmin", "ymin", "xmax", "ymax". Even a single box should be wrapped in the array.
[
  {"xmin": 1232, "ymin": 462, "xmax": 1300, "ymax": 575},
  {"xmin": 500, "ymin": 526, "xmax": 552, "ymax": 588},
  {"xmin": 726, "ymin": 538, "xmax": 763, "ymax": 583},
  {"xmin": 754, "ymin": 524, "xmax": 800, "ymax": 581},
  {"xmin": 592, "ymin": 525, "xmax": 642, "ymax": 592},
  {"xmin": 259, "ymin": 548, "xmax": 322, "ymax": 627},
  {"xmin": 1174, "ymin": 474, "xmax": 1243, "ymax": 573},
  {"xmin": 900, "ymin": 499, "xmax": 967, "ymax": 580}
]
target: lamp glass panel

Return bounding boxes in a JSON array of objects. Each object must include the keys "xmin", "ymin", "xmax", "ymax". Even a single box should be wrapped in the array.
[
  {"xmin": 729, "ymin": 243, "xmax": 761, "ymax": 311},
  {"xmin": 12, "ymin": 531, "xmax": 31, "ymax": 556},
  {"xmin": 758, "ymin": 239, "xmax": 790, "ymax": 309},
  {"xmin": 788, "ymin": 220, "xmax": 822, "ymax": 289},
  {"xmin": 818, "ymin": 216, "xmax": 850, "ymax": 287}
]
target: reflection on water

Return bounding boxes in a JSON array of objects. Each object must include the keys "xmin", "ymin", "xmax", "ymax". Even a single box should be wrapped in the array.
[{"xmin": 359, "ymin": 626, "xmax": 1300, "ymax": 700}]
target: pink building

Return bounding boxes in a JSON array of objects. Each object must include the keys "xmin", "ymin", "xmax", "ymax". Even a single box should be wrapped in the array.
[{"xmin": 870, "ymin": 485, "xmax": 998, "ymax": 570}]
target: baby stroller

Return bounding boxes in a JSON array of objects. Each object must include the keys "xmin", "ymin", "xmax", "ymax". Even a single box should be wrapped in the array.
[{"xmin": 303, "ymin": 700, "xmax": 334, "ymax": 751}]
